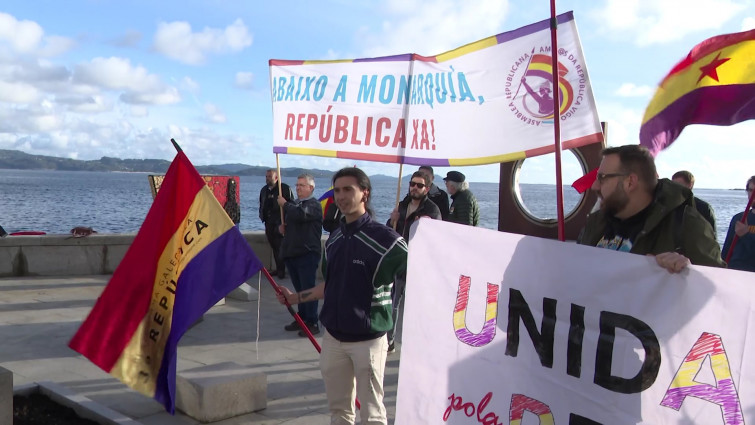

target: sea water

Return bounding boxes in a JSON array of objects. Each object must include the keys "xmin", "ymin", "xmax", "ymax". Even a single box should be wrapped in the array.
[{"xmin": 0, "ymin": 169, "xmax": 747, "ymax": 246}]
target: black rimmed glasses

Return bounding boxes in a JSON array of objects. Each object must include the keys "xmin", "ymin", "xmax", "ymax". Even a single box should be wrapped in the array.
[
  {"xmin": 596, "ymin": 172, "xmax": 628, "ymax": 184},
  {"xmin": 409, "ymin": 181, "xmax": 426, "ymax": 189}
]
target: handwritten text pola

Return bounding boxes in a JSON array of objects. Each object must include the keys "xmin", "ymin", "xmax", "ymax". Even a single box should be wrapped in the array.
[{"xmin": 396, "ymin": 219, "xmax": 754, "ymax": 425}]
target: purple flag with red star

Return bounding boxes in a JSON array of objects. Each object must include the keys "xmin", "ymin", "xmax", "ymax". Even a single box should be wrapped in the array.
[{"xmin": 640, "ymin": 29, "xmax": 755, "ymax": 155}]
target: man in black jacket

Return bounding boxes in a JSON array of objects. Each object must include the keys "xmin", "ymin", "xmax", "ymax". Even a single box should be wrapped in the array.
[
  {"xmin": 389, "ymin": 171, "xmax": 442, "ymax": 240},
  {"xmin": 259, "ymin": 169, "xmax": 293, "ymax": 278},
  {"xmin": 386, "ymin": 171, "xmax": 441, "ymax": 352},
  {"xmin": 418, "ymin": 165, "xmax": 450, "ymax": 220},
  {"xmin": 672, "ymin": 170, "xmax": 716, "ymax": 231},
  {"xmin": 278, "ymin": 173, "xmax": 323, "ymax": 336}
]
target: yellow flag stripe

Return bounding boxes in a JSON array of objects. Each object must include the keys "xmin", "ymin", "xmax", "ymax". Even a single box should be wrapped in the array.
[
  {"xmin": 111, "ymin": 187, "xmax": 234, "ymax": 395},
  {"xmin": 643, "ymin": 40, "xmax": 755, "ymax": 123}
]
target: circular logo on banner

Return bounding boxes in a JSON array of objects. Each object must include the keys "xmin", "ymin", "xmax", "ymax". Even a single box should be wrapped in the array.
[{"xmin": 505, "ymin": 48, "xmax": 585, "ymax": 126}]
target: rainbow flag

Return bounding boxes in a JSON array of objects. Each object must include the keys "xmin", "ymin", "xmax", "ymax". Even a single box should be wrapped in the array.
[
  {"xmin": 640, "ymin": 29, "xmax": 755, "ymax": 155},
  {"xmin": 69, "ymin": 150, "xmax": 262, "ymax": 413},
  {"xmin": 318, "ymin": 187, "xmax": 335, "ymax": 218}
]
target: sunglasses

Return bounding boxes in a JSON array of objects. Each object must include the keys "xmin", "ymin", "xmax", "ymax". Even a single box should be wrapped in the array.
[
  {"xmin": 596, "ymin": 172, "xmax": 628, "ymax": 183},
  {"xmin": 409, "ymin": 181, "xmax": 426, "ymax": 189}
]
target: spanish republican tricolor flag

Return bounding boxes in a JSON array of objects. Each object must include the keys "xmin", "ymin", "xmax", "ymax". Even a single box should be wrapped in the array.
[
  {"xmin": 640, "ymin": 28, "xmax": 755, "ymax": 155},
  {"xmin": 318, "ymin": 186, "xmax": 335, "ymax": 218},
  {"xmin": 69, "ymin": 149, "xmax": 262, "ymax": 413}
]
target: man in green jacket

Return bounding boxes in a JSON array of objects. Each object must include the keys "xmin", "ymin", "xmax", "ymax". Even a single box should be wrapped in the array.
[
  {"xmin": 444, "ymin": 171, "xmax": 479, "ymax": 226},
  {"xmin": 578, "ymin": 145, "xmax": 724, "ymax": 272}
]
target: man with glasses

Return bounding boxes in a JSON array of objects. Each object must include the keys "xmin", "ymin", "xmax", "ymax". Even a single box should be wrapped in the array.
[
  {"xmin": 418, "ymin": 165, "xmax": 450, "ymax": 220},
  {"xmin": 578, "ymin": 145, "xmax": 724, "ymax": 272},
  {"xmin": 388, "ymin": 171, "xmax": 442, "ymax": 240},
  {"xmin": 387, "ymin": 171, "xmax": 441, "ymax": 353},
  {"xmin": 721, "ymin": 175, "xmax": 755, "ymax": 272},
  {"xmin": 278, "ymin": 174, "xmax": 323, "ymax": 336}
]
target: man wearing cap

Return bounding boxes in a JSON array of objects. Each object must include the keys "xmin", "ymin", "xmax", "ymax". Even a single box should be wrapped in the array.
[{"xmin": 444, "ymin": 171, "xmax": 480, "ymax": 226}]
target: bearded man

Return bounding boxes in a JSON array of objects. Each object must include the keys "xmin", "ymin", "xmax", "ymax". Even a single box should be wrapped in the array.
[
  {"xmin": 577, "ymin": 144, "xmax": 724, "ymax": 272},
  {"xmin": 389, "ymin": 171, "xmax": 442, "ymax": 240}
]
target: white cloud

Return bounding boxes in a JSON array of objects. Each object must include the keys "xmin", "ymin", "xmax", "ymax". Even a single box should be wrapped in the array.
[
  {"xmin": 152, "ymin": 19, "xmax": 253, "ymax": 65},
  {"xmin": 0, "ymin": 12, "xmax": 44, "ymax": 53},
  {"xmin": 36, "ymin": 35, "xmax": 75, "ymax": 57},
  {"xmin": 615, "ymin": 83, "xmax": 655, "ymax": 98},
  {"xmin": 74, "ymin": 57, "xmax": 161, "ymax": 91},
  {"xmin": 591, "ymin": 0, "xmax": 748, "ymax": 46},
  {"xmin": 32, "ymin": 114, "xmax": 63, "ymax": 132},
  {"xmin": 235, "ymin": 71, "xmax": 254, "ymax": 89},
  {"xmin": 119, "ymin": 87, "xmax": 181, "ymax": 105},
  {"xmin": 742, "ymin": 17, "xmax": 755, "ymax": 31},
  {"xmin": 64, "ymin": 95, "xmax": 112, "ymax": 113},
  {"xmin": 356, "ymin": 0, "xmax": 510, "ymax": 57},
  {"xmin": 204, "ymin": 103, "xmax": 227, "ymax": 123},
  {"xmin": 0, "ymin": 13, "xmax": 73, "ymax": 56},
  {"xmin": 73, "ymin": 57, "xmax": 181, "ymax": 105},
  {"xmin": 128, "ymin": 105, "xmax": 148, "ymax": 117},
  {"xmin": 0, "ymin": 80, "xmax": 41, "ymax": 103}
]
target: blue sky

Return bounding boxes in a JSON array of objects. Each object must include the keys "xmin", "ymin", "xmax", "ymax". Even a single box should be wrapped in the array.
[{"xmin": 0, "ymin": 0, "xmax": 753, "ymax": 189}]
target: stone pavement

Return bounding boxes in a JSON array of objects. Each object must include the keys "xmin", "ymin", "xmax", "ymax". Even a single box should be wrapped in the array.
[{"xmin": 0, "ymin": 274, "xmax": 404, "ymax": 424}]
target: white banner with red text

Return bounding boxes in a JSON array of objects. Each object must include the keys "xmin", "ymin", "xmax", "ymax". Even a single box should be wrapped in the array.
[
  {"xmin": 269, "ymin": 11, "xmax": 603, "ymax": 167},
  {"xmin": 396, "ymin": 218, "xmax": 753, "ymax": 425}
]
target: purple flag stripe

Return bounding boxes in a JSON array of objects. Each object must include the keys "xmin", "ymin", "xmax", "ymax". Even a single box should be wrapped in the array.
[
  {"xmin": 153, "ymin": 228, "xmax": 262, "ymax": 413},
  {"xmin": 497, "ymin": 11, "xmax": 574, "ymax": 44},
  {"xmin": 640, "ymin": 84, "xmax": 755, "ymax": 155}
]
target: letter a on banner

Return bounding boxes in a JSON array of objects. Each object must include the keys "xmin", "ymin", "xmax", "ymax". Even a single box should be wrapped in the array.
[{"xmin": 661, "ymin": 332, "xmax": 744, "ymax": 425}]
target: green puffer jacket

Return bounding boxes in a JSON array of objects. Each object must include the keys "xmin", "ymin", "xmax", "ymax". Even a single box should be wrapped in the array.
[
  {"xmin": 578, "ymin": 179, "xmax": 725, "ymax": 268},
  {"xmin": 449, "ymin": 189, "xmax": 479, "ymax": 226}
]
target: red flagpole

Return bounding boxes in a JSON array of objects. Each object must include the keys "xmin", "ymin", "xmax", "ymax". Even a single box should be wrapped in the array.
[
  {"xmin": 261, "ymin": 267, "xmax": 361, "ymax": 409},
  {"xmin": 549, "ymin": 0, "xmax": 565, "ymax": 241}
]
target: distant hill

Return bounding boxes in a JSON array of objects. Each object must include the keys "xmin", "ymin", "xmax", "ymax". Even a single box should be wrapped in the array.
[{"xmin": 0, "ymin": 149, "xmax": 336, "ymax": 178}]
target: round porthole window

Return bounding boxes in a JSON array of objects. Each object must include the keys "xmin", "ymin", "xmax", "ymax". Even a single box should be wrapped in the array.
[{"xmin": 508, "ymin": 150, "xmax": 590, "ymax": 225}]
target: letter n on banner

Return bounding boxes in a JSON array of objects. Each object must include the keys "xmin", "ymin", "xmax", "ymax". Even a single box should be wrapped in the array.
[{"xmin": 661, "ymin": 332, "xmax": 744, "ymax": 425}]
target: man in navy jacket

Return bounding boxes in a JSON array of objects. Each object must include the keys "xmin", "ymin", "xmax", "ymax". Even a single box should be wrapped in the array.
[{"xmin": 277, "ymin": 167, "xmax": 407, "ymax": 425}]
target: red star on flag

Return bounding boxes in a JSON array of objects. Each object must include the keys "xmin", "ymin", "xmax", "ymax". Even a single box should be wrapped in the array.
[{"xmin": 697, "ymin": 52, "xmax": 730, "ymax": 83}]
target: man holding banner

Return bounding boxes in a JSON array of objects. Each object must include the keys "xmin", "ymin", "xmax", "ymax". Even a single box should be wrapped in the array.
[
  {"xmin": 278, "ymin": 173, "xmax": 323, "ymax": 336},
  {"xmin": 578, "ymin": 144, "xmax": 724, "ymax": 271},
  {"xmin": 418, "ymin": 166, "xmax": 450, "ymax": 221},
  {"xmin": 721, "ymin": 175, "xmax": 755, "ymax": 272},
  {"xmin": 277, "ymin": 167, "xmax": 408, "ymax": 425},
  {"xmin": 259, "ymin": 169, "xmax": 293, "ymax": 278},
  {"xmin": 387, "ymin": 170, "xmax": 441, "ymax": 353}
]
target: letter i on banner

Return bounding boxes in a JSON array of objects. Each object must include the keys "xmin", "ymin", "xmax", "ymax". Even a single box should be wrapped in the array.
[{"xmin": 661, "ymin": 332, "xmax": 744, "ymax": 425}]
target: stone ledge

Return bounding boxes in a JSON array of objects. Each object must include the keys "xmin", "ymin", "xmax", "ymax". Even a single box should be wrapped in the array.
[
  {"xmin": 14, "ymin": 381, "xmax": 144, "ymax": 425},
  {"xmin": 0, "ymin": 367, "xmax": 11, "ymax": 425},
  {"xmin": 176, "ymin": 362, "xmax": 266, "ymax": 423}
]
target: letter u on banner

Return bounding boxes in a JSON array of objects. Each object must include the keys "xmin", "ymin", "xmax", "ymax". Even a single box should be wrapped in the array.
[{"xmin": 453, "ymin": 275, "xmax": 499, "ymax": 347}]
